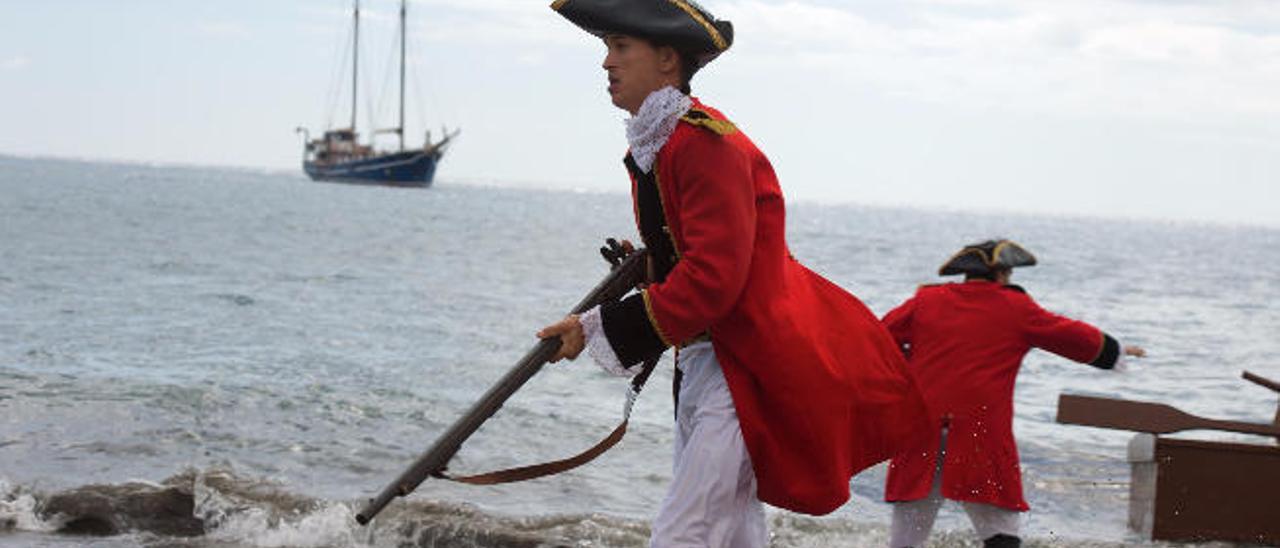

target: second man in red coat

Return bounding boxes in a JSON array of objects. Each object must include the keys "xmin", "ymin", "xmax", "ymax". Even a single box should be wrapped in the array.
[{"xmin": 881, "ymin": 239, "xmax": 1146, "ymax": 548}]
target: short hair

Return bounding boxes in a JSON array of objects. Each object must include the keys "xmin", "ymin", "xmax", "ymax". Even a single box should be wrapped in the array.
[
  {"xmin": 965, "ymin": 266, "xmax": 1011, "ymax": 282},
  {"xmin": 675, "ymin": 51, "xmax": 698, "ymax": 94}
]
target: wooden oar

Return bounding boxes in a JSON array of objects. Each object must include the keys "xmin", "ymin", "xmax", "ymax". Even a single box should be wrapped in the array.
[
  {"xmin": 1056, "ymin": 394, "xmax": 1280, "ymax": 439},
  {"xmin": 1242, "ymin": 370, "xmax": 1280, "ymax": 439},
  {"xmin": 1243, "ymin": 370, "xmax": 1280, "ymax": 395}
]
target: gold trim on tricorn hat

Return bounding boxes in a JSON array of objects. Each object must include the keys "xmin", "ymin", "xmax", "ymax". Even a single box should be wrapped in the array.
[
  {"xmin": 551, "ymin": 0, "xmax": 734, "ymax": 67},
  {"xmin": 938, "ymin": 239, "xmax": 1037, "ymax": 276}
]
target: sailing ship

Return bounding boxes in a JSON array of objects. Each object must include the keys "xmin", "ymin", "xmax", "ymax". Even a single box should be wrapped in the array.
[{"xmin": 296, "ymin": 0, "xmax": 456, "ymax": 187}]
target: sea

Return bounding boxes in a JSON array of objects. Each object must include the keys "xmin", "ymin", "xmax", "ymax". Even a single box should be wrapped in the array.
[{"xmin": 1, "ymin": 155, "xmax": 1276, "ymax": 547}]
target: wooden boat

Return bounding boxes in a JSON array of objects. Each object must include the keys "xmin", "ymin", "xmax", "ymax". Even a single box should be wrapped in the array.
[
  {"xmin": 1057, "ymin": 371, "xmax": 1280, "ymax": 545},
  {"xmin": 295, "ymin": 0, "xmax": 456, "ymax": 187}
]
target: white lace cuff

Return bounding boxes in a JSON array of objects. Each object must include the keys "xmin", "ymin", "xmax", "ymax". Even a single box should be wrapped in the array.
[{"xmin": 580, "ymin": 306, "xmax": 633, "ymax": 377}]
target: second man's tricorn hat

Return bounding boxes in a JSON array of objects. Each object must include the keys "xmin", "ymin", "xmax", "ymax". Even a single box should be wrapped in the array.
[
  {"xmin": 550, "ymin": 0, "xmax": 734, "ymax": 67},
  {"xmin": 939, "ymin": 239, "xmax": 1037, "ymax": 276}
]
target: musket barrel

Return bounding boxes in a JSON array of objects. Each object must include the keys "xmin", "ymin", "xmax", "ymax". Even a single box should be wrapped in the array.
[
  {"xmin": 354, "ymin": 247, "xmax": 646, "ymax": 525},
  {"xmin": 355, "ymin": 337, "xmax": 561, "ymax": 524}
]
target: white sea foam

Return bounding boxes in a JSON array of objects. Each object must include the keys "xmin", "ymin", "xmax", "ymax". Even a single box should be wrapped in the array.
[{"xmin": 0, "ymin": 477, "xmax": 57, "ymax": 533}]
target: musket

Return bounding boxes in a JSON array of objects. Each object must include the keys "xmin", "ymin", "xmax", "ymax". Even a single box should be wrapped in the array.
[{"xmin": 355, "ymin": 240, "xmax": 647, "ymax": 525}]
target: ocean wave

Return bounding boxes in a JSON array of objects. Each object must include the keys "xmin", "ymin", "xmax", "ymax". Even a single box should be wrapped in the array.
[
  {"xmin": 1, "ymin": 469, "xmax": 651, "ymax": 547},
  {"xmin": 0, "ymin": 469, "xmax": 1190, "ymax": 548},
  {"xmin": 0, "ymin": 477, "xmax": 57, "ymax": 534}
]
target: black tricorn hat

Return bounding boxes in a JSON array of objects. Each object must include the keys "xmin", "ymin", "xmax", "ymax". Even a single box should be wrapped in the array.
[
  {"xmin": 551, "ymin": 0, "xmax": 734, "ymax": 67},
  {"xmin": 939, "ymin": 239, "xmax": 1037, "ymax": 276}
]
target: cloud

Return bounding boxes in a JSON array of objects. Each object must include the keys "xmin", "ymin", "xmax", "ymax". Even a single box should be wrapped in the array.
[
  {"xmin": 2, "ymin": 55, "xmax": 30, "ymax": 71},
  {"xmin": 405, "ymin": 0, "xmax": 584, "ymax": 46},
  {"xmin": 291, "ymin": 0, "xmax": 1280, "ymax": 120},
  {"xmin": 195, "ymin": 22, "xmax": 251, "ymax": 39},
  {"xmin": 711, "ymin": 0, "xmax": 1280, "ymax": 119}
]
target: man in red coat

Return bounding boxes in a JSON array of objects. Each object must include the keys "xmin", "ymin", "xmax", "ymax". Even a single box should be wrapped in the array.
[
  {"xmin": 881, "ymin": 240, "xmax": 1146, "ymax": 548},
  {"xmin": 537, "ymin": 1, "xmax": 930, "ymax": 546}
]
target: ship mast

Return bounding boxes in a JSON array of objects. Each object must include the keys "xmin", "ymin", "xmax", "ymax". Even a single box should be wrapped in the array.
[
  {"xmin": 399, "ymin": 0, "xmax": 407, "ymax": 151},
  {"xmin": 351, "ymin": 0, "xmax": 360, "ymax": 133}
]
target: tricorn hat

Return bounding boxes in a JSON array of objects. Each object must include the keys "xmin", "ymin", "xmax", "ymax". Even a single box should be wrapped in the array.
[
  {"xmin": 939, "ymin": 239, "xmax": 1037, "ymax": 276},
  {"xmin": 551, "ymin": 0, "xmax": 734, "ymax": 68}
]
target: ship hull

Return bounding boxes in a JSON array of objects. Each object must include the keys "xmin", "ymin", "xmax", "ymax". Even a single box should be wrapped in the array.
[{"xmin": 303, "ymin": 149, "xmax": 440, "ymax": 188}]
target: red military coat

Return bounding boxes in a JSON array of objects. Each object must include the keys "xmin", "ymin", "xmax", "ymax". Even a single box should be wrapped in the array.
[
  {"xmin": 604, "ymin": 99, "xmax": 930, "ymax": 515},
  {"xmin": 881, "ymin": 281, "xmax": 1119, "ymax": 511}
]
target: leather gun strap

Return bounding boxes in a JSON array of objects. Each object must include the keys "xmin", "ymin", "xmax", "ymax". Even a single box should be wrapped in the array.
[{"xmin": 440, "ymin": 356, "xmax": 661, "ymax": 486}]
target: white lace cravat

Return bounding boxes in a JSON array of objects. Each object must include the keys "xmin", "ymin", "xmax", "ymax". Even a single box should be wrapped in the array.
[{"xmin": 626, "ymin": 86, "xmax": 692, "ymax": 173}]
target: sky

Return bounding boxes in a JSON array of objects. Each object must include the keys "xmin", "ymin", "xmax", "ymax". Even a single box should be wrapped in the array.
[{"xmin": 1, "ymin": 0, "xmax": 1277, "ymax": 227}]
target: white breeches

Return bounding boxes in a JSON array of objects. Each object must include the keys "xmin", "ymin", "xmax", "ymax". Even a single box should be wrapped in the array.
[
  {"xmin": 888, "ymin": 429, "xmax": 1020, "ymax": 547},
  {"xmin": 651, "ymin": 342, "xmax": 767, "ymax": 548}
]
